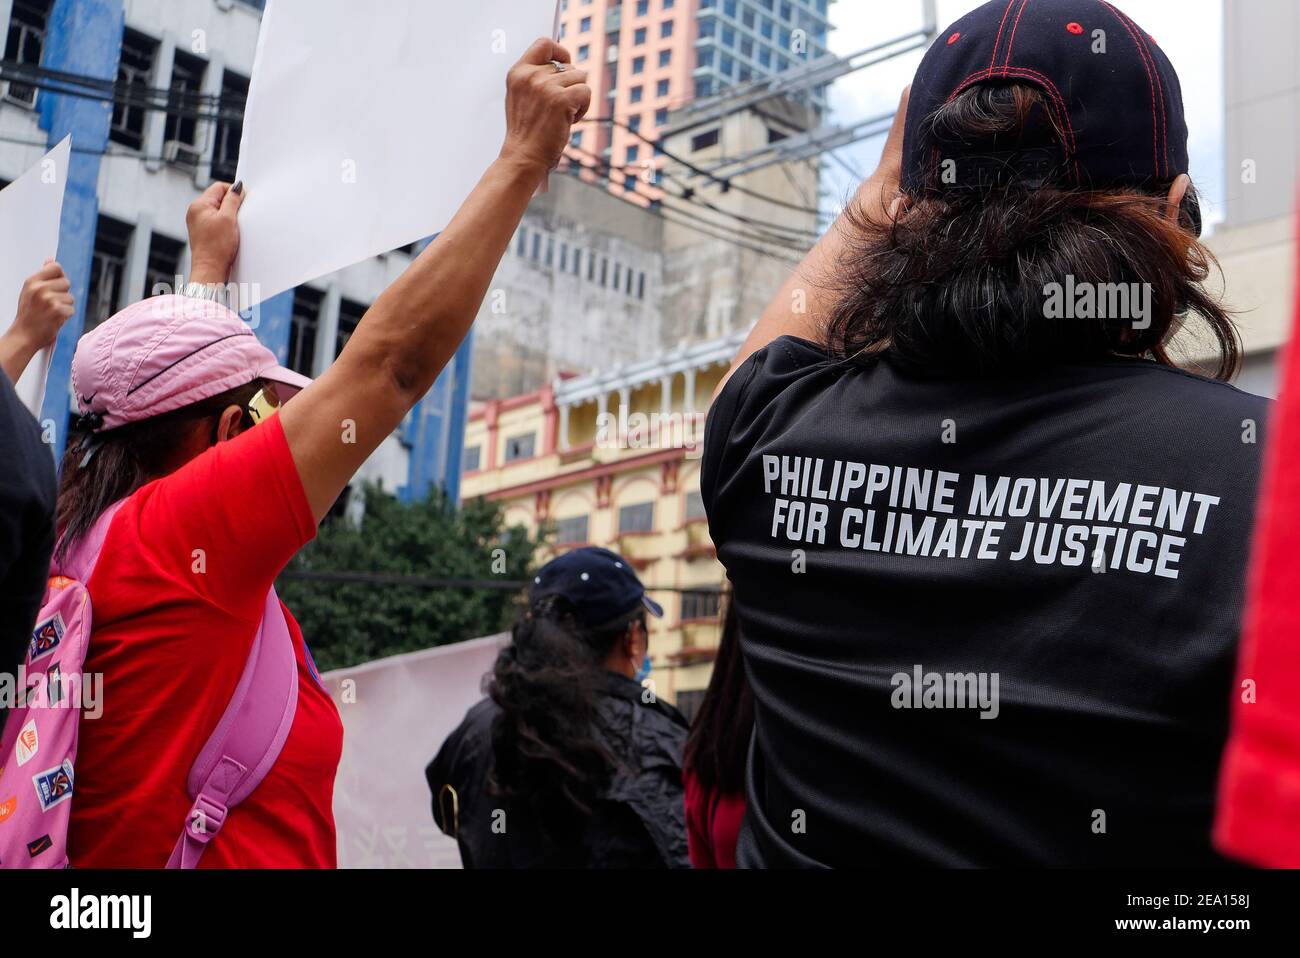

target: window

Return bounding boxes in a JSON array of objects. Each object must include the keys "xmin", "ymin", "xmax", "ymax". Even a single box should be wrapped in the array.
[
  {"xmin": 632, "ymin": 56, "xmax": 645, "ymax": 74},
  {"xmin": 111, "ymin": 30, "xmax": 157, "ymax": 150},
  {"xmin": 628, "ymin": 114, "xmax": 642, "ymax": 132},
  {"xmin": 636, "ymin": 0, "xmax": 649, "ymax": 13},
  {"xmin": 624, "ymin": 174, "xmax": 639, "ymax": 192},
  {"xmin": 287, "ymin": 286, "xmax": 324, "ymax": 376},
  {"xmin": 629, "ymin": 85, "xmax": 643, "ymax": 104},
  {"xmin": 618, "ymin": 502, "xmax": 655, "ymax": 534},
  {"xmin": 637, "ymin": 272, "xmax": 646, "ymax": 299},
  {"xmin": 655, "ymin": 108, "xmax": 669, "ymax": 125},
  {"xmin": 634, "ymin": 27, "xmax": 646, "ymax": 45},
  {"xmin": 681, "ymin": 589, "xmax": 721, "ymax": 621},
  {"xmin": 627, "ymin": 145, "xmax": 640, "ymax": 163},
  {"xmin": 2, "ymin": 0, "xmax": 52, "ymax": 107},
  {"xmin": 516, "ymin": 227, "xmax": 528, "ymax": 256},
  {"xmin": 337, "ymin": 298, "xmax": 366, "ymax": 358},
  {"xmin": 613, "ymin": 263, "xmax": 623, "ymax": 289},
  {"xmin": 504, "ymin": 433, "xmax": 536, "ymax": 463},
  {"xmin": 163, "ymin": 49, "xmax": 207, "ymax": 163},
  {"xmin": 211, "ymin": 70, "xmax": 249, "ymax": 182},
  {"xmin": 685, "ymin": 490, "xmax": 707, "ymax": 521},
  {"xmin": 570, "ymin": 130, "xmax": 583, "ymax": 148},
  {"xmin": 658, "ymin": 49, "xmax": 672, "ymax": 67},
  {"xmin": 580, "ymin": 16, "xmax": 592, "ymax": 31},
  {"xmin": 462, "ymin": 446, "xmax": 482, "ymax": 473},
  {"xmin": 692, "ymin": 128, "xmax": 720, "ymax": 151},
  {"xmin": 577, "ymin": 44, "xmax": 590, "ymax": 60},
  {"xmin": 145, "ymin": 233, "xmax": 184, "ymax": 299},
  {"xmin": 555, "ymin": 515, "xmax": 590, "ymax": 545},
  {"xmin": 656, "ymin": 79, "xmax": 670, "ymax": 97},
  {"xmin": 660, "ymin": 20, "xmax": 674, "ymax": 38},
  {"xmin": 84, "ymin": 218, "xmax": 133, "ymax": 334}
]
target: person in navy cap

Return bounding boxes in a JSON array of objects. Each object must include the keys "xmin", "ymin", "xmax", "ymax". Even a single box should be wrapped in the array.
[{"xmin": 426, "ymin": 548, "xmax": 689, "ymax": 868}]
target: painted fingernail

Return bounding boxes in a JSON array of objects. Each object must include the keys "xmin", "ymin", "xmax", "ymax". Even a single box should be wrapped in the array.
[{"xmin": 232, "ymin": 181, "xmax": 245, "ymax": 195}]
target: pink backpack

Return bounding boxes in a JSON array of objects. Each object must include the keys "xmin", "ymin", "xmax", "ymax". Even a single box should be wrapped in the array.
[{"xmin": 0, "ymin": 501, "xmax": 298, "ymax": 869}]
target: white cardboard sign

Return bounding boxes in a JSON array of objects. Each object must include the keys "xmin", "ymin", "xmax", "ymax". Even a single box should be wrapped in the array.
[
  {"xmin": 231, "ymin": 0, "xmax": 560, "ymax": 309},
  {"xmin": 0, "ymin": 136, "xmax": 72, "ymax": 414}
]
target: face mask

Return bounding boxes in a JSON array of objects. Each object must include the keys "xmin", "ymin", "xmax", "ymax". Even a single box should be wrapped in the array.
[{"xmin": 634, "ymin": 653, "xmax": 652, "ymax": 684}]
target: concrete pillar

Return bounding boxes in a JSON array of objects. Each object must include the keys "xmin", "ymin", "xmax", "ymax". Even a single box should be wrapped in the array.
[
  {"xmin": 559, "ymin": 402, "xmax": 571, "ymax": 450},
  {"xmin": 683, "ymin": 367, "xmax": 697, "ymax": 414},
  {"xmin": 122, "ymin": 211, "xmax": 152, "ymax": 302},
  {"xmin": 143, "ymin": 32, "xmax": 177, "ymax": 173},
  {"xmin": 195, "ymin": 50, "xmax": 225, "ymax": 187},
  {"xmin": 312, "ymin": 281, "xmax": 342, "ymax": 376},
  {"xmin": 660, "ymin": 374, "xmax": 673, "ymax": 417},
  {"xmin": 618, "ymin": 386, "xmax": 631, "ymax": 440}
]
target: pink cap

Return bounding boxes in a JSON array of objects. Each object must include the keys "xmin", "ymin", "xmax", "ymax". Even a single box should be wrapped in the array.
[{"xmin": 71, "ymin": 295, "xmax": 312, "ymax": 432}]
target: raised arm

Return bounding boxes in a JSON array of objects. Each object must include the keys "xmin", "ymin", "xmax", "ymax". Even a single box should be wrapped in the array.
[
  {"xmin": 0, "ymin": 260, "xmax": 74, "ymax": 386},
  {"xmin": 713, "ymin": 87, "xmax": 909, "ymax": 401},
  {"xmin": 187, "ymin": 39, "xmax": 590, "ymax": 522}
]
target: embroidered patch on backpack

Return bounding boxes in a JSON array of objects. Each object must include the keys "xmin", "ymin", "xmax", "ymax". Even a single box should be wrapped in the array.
[
  {"xmin": 29, "ymin": 615, "xmax": 66, "ymax": 664},
  {"xmin": 31, "ymin": 760, "xmax": 74, "ymax": 813}
]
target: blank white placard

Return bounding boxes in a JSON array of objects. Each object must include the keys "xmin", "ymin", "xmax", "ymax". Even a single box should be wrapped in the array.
[
  {"xmin": 0, "ymin": 136, "xmax": 71, "ymax": 415},
  {"xmin": 231, "ymin": 0, "xmax": 560, "ymax": 309}
]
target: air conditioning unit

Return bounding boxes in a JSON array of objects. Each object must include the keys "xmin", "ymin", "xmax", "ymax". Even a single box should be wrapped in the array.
[
  {"xmin": 0, "ymin": 80, "xmax": 38, "ymax": 110},
  {"xmin": 162, "ymin": 139, "xmax": 205, "ymax": 167}
]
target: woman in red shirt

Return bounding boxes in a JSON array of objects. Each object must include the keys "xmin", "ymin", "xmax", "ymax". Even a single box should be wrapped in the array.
[
  {"xmin": 54, "ymin": 39, "xmax": 591, "ymax": 868},
  {"xmin": 682, "ymin": 599, "xmax": 752, "ymax": 869}
]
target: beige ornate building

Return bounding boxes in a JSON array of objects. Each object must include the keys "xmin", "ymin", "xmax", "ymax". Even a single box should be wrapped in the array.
[{"xmin": 461, "ymin": 331, "xmax": 746, "ymax": 713}]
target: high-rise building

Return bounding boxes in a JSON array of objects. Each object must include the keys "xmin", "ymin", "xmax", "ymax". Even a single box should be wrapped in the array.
[{"xmin": 558, "ymin": 0, "xmax": 834, "ymax": 201}]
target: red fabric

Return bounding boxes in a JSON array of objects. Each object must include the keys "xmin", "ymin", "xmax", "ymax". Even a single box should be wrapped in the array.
[
  {"xmin": 684, "ymin": 768, "xmax": 745, "ymax": 869},
  {"xmin": 1214, "ymin": 211, "xmax": 1300, "ymax": 867},
  {"xmin": 69, "ymin": 415, "xmax": 343, "ymax": 868}
]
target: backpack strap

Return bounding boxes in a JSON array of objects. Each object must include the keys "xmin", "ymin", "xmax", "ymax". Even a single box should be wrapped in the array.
[
  {"xmin": 166, "ymin": 587, "xmax": 299, "ymax": 869},
  {"xmin": 55, "ymin": 501, "xmax": 128, "ymax": 583}
]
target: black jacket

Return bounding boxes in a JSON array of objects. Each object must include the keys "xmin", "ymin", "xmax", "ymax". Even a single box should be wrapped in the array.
[{"xmin": 426, "ymin": 672, "xmax": 690, "ymax": 868}]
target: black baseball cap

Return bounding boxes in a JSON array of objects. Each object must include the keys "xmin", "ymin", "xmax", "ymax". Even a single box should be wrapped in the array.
[
  {"xmin": 530, "ymin": 547, "xmax": 665, "ymax": 627},
  {"xmin": 902, "ymin": 0, "xmax": 1189, "ymax": 194}
]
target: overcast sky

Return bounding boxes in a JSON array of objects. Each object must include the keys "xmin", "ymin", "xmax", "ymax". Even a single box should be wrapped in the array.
[{"xmin": 824, "ymin": 0, "xmax": 1226, "ymax": 229}]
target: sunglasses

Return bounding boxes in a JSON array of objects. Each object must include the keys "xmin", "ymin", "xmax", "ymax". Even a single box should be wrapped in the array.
[{"xmin": 246, "ymin": 382, "xmax": 283, "ymax": 425}]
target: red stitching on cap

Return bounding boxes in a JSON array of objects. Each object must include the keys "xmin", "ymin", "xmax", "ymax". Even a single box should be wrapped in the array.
[
  {"xmin": 1003, "ymin": 0, "xmax": 1032, "ymax": 75},
  {"xmin": 1098, "ymin": 0, "xmax": 1167, "ymax": 177},
  {"xmin": 1111, "ymin": 3, "xmax": 1169, "ymax": 177},
  {"xmin": 990, "ymin": 0, "xmax": 1018, "ymax": 72},
  {"xmin": 941, "ymin": 65, "xmax": 1081, "ymax": 184},
  {"xmin": 1067, "ymin": 21, "xmax": 1085, "ymax": 35},
  {"xmin": 948, "ymin": 32, "xmax": 962, "ymax": 45}
]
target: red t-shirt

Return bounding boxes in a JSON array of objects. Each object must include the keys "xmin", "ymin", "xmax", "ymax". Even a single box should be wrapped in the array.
[{"xmin": 69, "ymin": 415, "xmax": 343, "ymax": 868}]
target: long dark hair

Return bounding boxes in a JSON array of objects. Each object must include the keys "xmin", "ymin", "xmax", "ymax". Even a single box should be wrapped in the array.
[
  {"xmin": 826, "ymin": 83, "xmax": 1239, "ymax": 380},
  {"xmin": 487, "ymin": 595, "xmax": 644, "ymax": 841},
  {"xmin": 683, "ymin": 596, "xmax": 753, "ymax": 796},
  {"xmin": 56, "ymin": 379, "xmax": 268, "ymax": 558}
]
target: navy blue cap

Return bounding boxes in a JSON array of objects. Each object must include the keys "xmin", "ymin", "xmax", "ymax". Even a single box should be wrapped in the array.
[
  {"xmin": 902, "ymin": 0, "xmax": 1189, "ymax": 193},
  {"xmin": 530, "ymin": 547, "xmax": 665, "ymax": 627}
]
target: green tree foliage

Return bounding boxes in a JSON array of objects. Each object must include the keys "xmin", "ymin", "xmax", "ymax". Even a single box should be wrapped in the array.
[{"xmin": 278, "ymin": 485, "xmax": 544, "ymax": 672}]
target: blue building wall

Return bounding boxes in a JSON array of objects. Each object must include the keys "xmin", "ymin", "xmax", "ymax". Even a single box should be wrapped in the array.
[
  {"xmin": 37, "ymin": 0, "xmax": 121, "ymax": 459},
  {"xmin": 30, "ymin": 0, "xmax": 472, "ymax": 502}
]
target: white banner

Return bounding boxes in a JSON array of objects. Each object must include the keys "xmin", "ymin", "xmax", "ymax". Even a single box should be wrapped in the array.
[
  {"xmin": 0, "ymin": 136, "xmax": 71, "ymax": 413},
  {"xmin": 322, "ymin": 634, "xmax": 508, "ymax": 869},
  {"xmin": 231, "ymin": 0, "xmax": 560, "ymax": 308}
]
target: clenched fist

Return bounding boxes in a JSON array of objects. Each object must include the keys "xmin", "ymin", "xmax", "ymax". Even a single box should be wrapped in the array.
[{"xmin": 499, "ymin": 38, "xmax": 593, "ymax": 179}]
